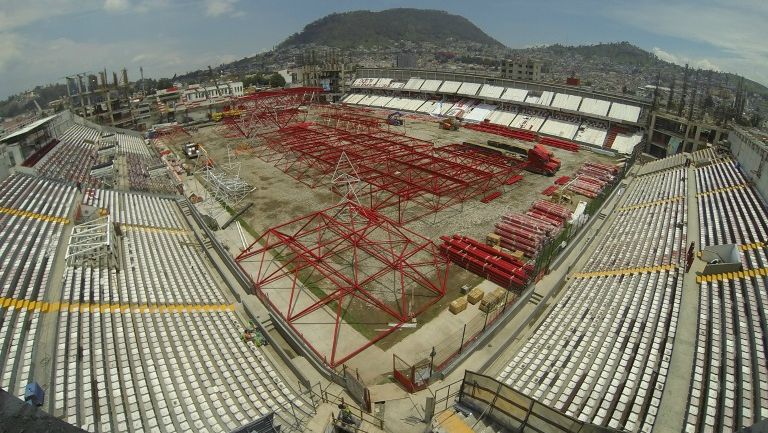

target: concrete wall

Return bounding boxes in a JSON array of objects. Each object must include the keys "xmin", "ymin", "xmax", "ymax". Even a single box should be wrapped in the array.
[{"xmin": 730, "ymin": 127, "xmax": 768, "ymax": 202}]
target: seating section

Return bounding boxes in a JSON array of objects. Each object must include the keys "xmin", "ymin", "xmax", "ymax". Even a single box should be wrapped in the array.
[
  {"xmin": 47, "ymin": 219, "xmax": 312, "ymax": 431},
  {"xmin": 574, "ymin": 120, "xmax": 608, "ymax": 147},
  {"xmin": 121, "ymin": 229, "xmax": 228, "ymax": 305},
  {"xmin": 35, "ymin": 125, "xmax": 100, "ymax": 185},
  {"xmin": 687, "ymin": 276, "xmax": 768, "ymax": 433},
  {"xmin": 637, "ymin": 154, "xmax": 689, "ymax": 177},
  {"xmin": 498, "ymin": 271, "xmax": 682, "ymax": 432},
  {"xmin": 581, "ymin": 172, "xmax": 687, "ymax": 272},
  {"xmin": 500, "ymin": 88, "xmax": 529, "ymax": 102},
  {"xmin": 116, "ymin": 133, "xmax": 152, "ymax": 157},
  {"xmin": 486, "ymin": 109, "xmax": 519, "ymax": 127},
  {"xmin": 509, "ymin": 109, "xmax": 548, "ymax": 131},
  {"xmin": 609, "ymin": 131, "xmax": 644, "ymax": 155},
  {"xmin": 350, "ymin": 76, "xmax": 645, "ymax": 130},
  {"xmin": 0, "ymin": 175, "xmax": 76, "ymax": 396},
  {"xmin": 539, "ymin": 114, "xmax": 581, "ymax": 140},
  {"xmin": 683, "ymin": 158, "xmax": 768, "ymax": 433},
  {"xmin": 697, "ymin": 160, "xmax": 768, "ymax": 247},
  {"xmin": 464, "ymin": 104, "xmax": 497, "ymax": 123},
  {"xmin": 82, "ymin": 189, "xmax": 184, "ymax": 229},
  {"xmin": 478, "ymin": 84, "xmax": 504, "ymax": 99},
  {"xmin": 420, "ymin": 79, "xmax": 443, "ymax": 92},
  {"xmin": 51, "ymin": 302, "xmax": 311, "ymax": 432},
  {"xmin": 496, "ymin": 163, "xmax": 689, "ymax": 432},
  {"xmin": 621, "ymin": 168, "xmax": 687, "ymax": 208},
  {"xmin": 125, "ymin": 153, "xmax": 177, "ymax": 194}
]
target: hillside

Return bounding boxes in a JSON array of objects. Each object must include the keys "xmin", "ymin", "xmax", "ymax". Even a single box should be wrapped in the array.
[{"xmin": 278, "ymin": 8, "xmax": 504, "ymax": 49}]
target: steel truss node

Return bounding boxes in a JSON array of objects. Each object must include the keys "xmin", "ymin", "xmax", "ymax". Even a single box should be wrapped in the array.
[
  {"xmin": 236, "ymin": 202, "xmax": 450, "ymax": 368},
  {"xmin": 65, "ymin": 215, "xmax": 120, "ymax": 269}
]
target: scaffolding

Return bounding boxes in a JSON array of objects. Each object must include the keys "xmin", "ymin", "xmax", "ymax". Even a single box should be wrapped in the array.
[
  {"xmin": 236, "ymin": 201, "xmax": 450, "ymax": 368},
  {"xmin": 65, "ymin": 215, "xmax": 120, "ymax": 269},
  {"xmin": 193, "ymin": 145, "xmax": 255, "ymax": 216}
]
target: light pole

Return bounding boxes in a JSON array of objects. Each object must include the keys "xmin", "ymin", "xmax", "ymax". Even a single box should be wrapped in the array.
[{"xmin": 429, "ymin": 346, "xmax": 437, "ymax": 379}]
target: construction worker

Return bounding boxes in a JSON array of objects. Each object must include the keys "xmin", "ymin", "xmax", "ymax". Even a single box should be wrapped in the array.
[{"xmin": 338, "ymin": 403, "xmax": 354, "ymax": 425}]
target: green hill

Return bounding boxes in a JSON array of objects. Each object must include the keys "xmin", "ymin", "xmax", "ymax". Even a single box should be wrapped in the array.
[{"xmin": 278, "ymin": 8, "xmax": 504, "ymax": 49}]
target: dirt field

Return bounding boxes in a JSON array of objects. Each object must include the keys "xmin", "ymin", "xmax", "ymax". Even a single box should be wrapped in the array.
[
  {"xmin": 176, "ymin": 106, "xmax": 622, "ymax": 360},
  {"xmin": 189, "ymin": 109, "xmax": 618, "ymax": 243}
]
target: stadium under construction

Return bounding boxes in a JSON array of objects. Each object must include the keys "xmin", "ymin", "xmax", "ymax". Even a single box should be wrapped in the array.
[{"xmin": 0, "ymin": 69, "xmax": 767, "ymax": 433}]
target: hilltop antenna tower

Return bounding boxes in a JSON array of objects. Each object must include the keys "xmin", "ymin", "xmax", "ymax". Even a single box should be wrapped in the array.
[
  {"xmin": 667, "ymin": 78, "xmax": 676, "ymax": 111},
  {"xmin": 678, "ymin": 64, "xmax": 689, "ymax": 117}
]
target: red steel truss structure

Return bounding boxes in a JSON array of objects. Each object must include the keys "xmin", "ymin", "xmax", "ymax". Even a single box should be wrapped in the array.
[
  {"xmin": 235, "ymin": 202, "xmax": 450, "ymax": 367},
  {"xmin": 219, "ymin": 87, "xmax": 322, "ymax": 138},
  {"xmin": 251, "ymin": 123, "xmax": 527, "ymax": 223},
  {"xmin": 314, "ymin": 105, "xmax": 383, "ymax": 133}
]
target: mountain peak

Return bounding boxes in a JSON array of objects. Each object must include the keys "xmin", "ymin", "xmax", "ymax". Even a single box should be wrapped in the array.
[{"xmin": 278, "ymin": 8, "xmax": 505, "ymax": 49}]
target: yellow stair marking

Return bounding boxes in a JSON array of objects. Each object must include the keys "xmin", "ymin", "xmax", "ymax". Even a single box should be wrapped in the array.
[
  {"xmin": 0, "ymin": 206, "xmax": 70, "ymax": 224},
  {"xmin": 572, "ymin": 264, "xmax": 678, "ymax": 279},
  {"xmin": 696, "ymin": 183, "xmax": 748, "ymax": 197},
  {"xmin": 0, "ymin": 297, "xmax": 234, "ymax": 314}
]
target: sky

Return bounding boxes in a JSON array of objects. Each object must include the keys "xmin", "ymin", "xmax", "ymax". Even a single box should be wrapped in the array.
[{"xmin": 0, "ymin": 0, "xmax": 766, "ymax": 99}]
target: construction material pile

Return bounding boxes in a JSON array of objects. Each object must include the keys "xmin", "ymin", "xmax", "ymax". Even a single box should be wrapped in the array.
[
  {"xmin": 493, "ymin": 200, "xmax": 572, "ymax": 257},
  {"xmin": 567, "ymin": 162, "xmax": 619, "ymax": 198},
  {"xmin": 440, "ymin": 235, "xmax": 533, "ymax": 290}
]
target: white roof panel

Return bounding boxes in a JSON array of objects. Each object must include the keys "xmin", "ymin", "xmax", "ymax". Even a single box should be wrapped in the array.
[
  {"xmin": 478, "ymin": 85, "xmax": 504, "ymax": 99},
  {"xmin": 421, "ymin": 80, "xmax": 443, "ymax": 92},
  {"xmin": 457, "ymin": 82, "xmax": 481, "ymax": 97},
  {"xmin": 438, "ymin": 81, "xmax": 462, "ymax": 94},
  {"xmin": 500, "ymin": 88, "xmax": 528, "ymax": 102},
  {"xmin": 403, "ymin": 78, "xmax": 425, "ymax": 90}
]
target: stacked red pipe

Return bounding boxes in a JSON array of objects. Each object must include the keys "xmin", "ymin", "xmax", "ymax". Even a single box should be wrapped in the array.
[
  {"xmin": 566, "ymin": 162, "xmax": 619, "ymax": 198},
  {"xmin": 464, "ymin": 123, "xmax": 538, "ymax": 142},
  {"xmin": 494, "ymin": 200, "xmax": 572, "ymax": 257},
  {"xmin": 538, "ymin": 136, "xmax": 580, "ymax": 152},
  {"xmin": 542, "ymin": 185, "xmax": 558, "ymax": 196},
  {"xmin": 481, "ymin": 191, "xmax": 502, "ymax": 203},
  {"xmin": 440, "ymin": 234, "xmax": 533, "ymax": 290}
]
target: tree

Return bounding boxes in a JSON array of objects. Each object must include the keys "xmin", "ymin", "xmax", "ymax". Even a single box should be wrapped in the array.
[
  {"xmin": 156, "ymin": 78, "xmax": 173, "ymax": 89},
  {"xmin": 269, "ymin": 73, "xmax": 286, "ymax": 88}
]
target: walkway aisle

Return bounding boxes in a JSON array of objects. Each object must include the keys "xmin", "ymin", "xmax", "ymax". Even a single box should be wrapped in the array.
[{"xmin": 655, "ymin": 164, "xmax": 701, "ymax": 433}]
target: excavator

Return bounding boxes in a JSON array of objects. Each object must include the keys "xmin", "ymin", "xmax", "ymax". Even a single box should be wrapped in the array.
[
  {"xmin": 439, "ymin": 116, "xmax": 460, "ymax": 131},
  {"xmin": 386, "ymin": 111, "xmax": 404, "ymax": 126}
]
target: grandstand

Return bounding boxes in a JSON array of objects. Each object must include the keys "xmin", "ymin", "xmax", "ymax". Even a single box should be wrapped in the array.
[
  {"xmin": 0, "ymin": 113, "xmax": 315, "ymax": 433},
  {"xmin": 3, "ymin": 77, "xmax": 768, "ymax": 433},
  {"xmin": 345, "ymin": 69, "xmax": 648, "ymax": 154}
]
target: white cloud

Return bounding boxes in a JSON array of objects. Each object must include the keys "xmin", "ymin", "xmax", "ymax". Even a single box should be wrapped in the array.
[
  {"xmin": 0, "ymin": 33, "xmax": 22, "ymax": 71},
  {"xmin": 651, "ymin": 47, "xmax": 721, "ymax": 71},
  {"xmin": 204, "ymin": 0, "xmax": 242, "ymax": 17},
  {"xmin": 605, "ymin": 1, "xmax": 768, "ymax": 86},
  {"xmin": 0, "ymin": 1, "xmax": 99, "ymax": 31},
  {"xmin": 103, "ymin": 0, "xmax": 131, "ymax": 12}
]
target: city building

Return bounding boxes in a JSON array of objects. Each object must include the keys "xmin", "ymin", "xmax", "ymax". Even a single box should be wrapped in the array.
[
  {"xmin": 501, "ymin": 59, "xmax": 542, "ymax": 81},
  {"xmin": 646, "ymin": 110, "xmax": 727, "ymax": 157}
]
